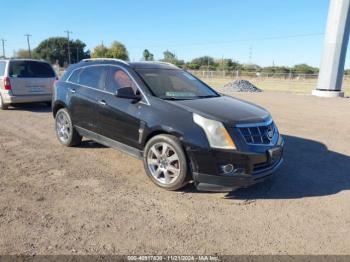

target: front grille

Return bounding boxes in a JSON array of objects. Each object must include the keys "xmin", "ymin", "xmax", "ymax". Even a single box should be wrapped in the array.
[{"xmin": 237, "ymin": 121, "xmax": 276, "ymax": 145}]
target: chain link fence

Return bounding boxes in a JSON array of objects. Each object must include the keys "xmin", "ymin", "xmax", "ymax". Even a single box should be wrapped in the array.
[{"xmin": 188, "ymin": 70, "xmax": 350, "ymax": 94}]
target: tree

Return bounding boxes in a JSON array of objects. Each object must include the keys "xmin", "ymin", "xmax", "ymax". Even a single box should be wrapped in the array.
[
  {"xmin": 186, "ymin": 63, "xmax": 200, "ymax": 70},
  {"xmin": 73, "ymin": 39, "xmax": 90, "ymax": 63},
  {"xmin": 143, "ymin": 49, "xmax": 154, "ymax": 61},
  {"xmin": 15, "ymin": 49, "xmax": 31, "ymax": 59},
  {"xmin": 190, "ymin": 56, "xmax": 215, "ymax": 69},
  {"xmin": 91, "ymin": 41, "xmax": 129, "ymax": 60},
  {"xmin": 241, "ymin": 64, "xmax": 261, "ymax": 72},
  {"xmin": 262, "ymin": 66, "xmax": 290, "ymax": 74},
  {"xmin": 216, "ymin": 58, "xmax": 241, "ymax": 71},
  {"xmin": 160, "ymin": 50, "xmax": 185, "ymax": 67},
  {"xmin": 34, "ymin": 37, "xmax": 90, "ymax": 66},
  {"xmin": 91, "ymin": 44, "xmax": 109, "ymax": 58},
  {"xmin": 162, "ymin": 50, "xmax": 176, "ymax": 63},
  {"xmin": 106, "ymin": 41, "xmax": 129, "ymax": 60},
  {"xmin": 292, "ymin": 64, "xmax": 318, "ymax": 74}
]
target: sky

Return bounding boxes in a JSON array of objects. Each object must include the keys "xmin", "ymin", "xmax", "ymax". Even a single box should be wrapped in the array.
[{"xmin": 2, "ymin": 0, "xmax": 348, "ymax": 67}]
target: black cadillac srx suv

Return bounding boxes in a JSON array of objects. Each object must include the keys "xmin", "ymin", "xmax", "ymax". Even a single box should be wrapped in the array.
[{"xmin": 53, "ymin": 59, "xmax": 284, "ymax": 192}]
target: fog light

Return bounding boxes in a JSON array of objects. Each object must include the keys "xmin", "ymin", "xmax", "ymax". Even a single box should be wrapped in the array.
[{"xmin": 221, "ymin": 164, "xmax": 234, "ymax": 174}]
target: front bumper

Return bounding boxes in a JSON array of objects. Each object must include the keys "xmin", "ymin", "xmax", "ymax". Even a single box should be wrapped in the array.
[
  {"xmin": 193, "ymin": 157, "xmax": 283, "ymax": 191},
  {"xmin": 186, "ymin": 139, "xmax": 284, "ymax": 192}
]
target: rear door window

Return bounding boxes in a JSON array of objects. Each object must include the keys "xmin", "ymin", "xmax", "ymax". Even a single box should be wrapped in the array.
[
  {"xmin": 0, "ymin": 61, "xmax": 6, "ymax": 76},
  {"xmin": 68, "ymin": 69, "xmax": 82, "ymax": 84},
  {"xmin": 79, "ymin": 66, "xmax": 107, "ymax": 90},
  {"xmin": 9, "ymin": 61, "xmax": 55, "ymax": 78}
]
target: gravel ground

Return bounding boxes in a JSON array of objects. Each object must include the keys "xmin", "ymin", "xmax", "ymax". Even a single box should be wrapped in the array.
[
  {"xmin": 0, "ymin": 91, "xmax": 349, "ymax": 255},
  {"xmin": 223, "ymin": 80, "xmax": 262, "ymax": 93}
]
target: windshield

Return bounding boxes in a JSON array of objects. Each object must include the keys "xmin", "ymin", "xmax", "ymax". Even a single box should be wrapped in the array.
[{"xmin": 136, "ymin": 69, "xmax": 219, "ymax": 100}]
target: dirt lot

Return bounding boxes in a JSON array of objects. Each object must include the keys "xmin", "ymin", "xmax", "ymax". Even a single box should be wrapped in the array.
[{"xmin": 0, "ymin": 91, "xmax": 349, "ymax": 255}]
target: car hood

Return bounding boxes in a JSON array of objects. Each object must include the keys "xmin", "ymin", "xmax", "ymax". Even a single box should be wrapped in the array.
[{"xmin": 168, "ymin": 95, "xmax": 270, "ymax": 125}]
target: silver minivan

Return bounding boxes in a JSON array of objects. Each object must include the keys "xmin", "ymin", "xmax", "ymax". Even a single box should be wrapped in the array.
[{"xmin": 0, "ymin": 59, "xmax": 56, "ymax": 110}]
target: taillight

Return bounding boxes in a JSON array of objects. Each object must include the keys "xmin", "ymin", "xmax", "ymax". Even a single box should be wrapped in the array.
[
  {"xmin": 4, "ymin": 77, "xmax": 11, "ymax": 90},
  {"xmin": 54, "ymin": 76, "xmax": 59, "ymax": 86}
]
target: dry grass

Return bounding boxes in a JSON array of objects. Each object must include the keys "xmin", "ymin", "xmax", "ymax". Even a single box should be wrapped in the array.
[{"xmin": 199, "ymin": 77, "xmax": 350, "ymax": 96}]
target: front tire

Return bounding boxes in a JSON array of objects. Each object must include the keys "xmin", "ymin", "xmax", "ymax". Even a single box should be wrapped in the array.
[
  {"xmin": 55, "ymin": 108, "xmax": 82, "ymax": 147},
  {"xmin": 143, "ymin": 134, "xmax": 189, "ymax": 191}
]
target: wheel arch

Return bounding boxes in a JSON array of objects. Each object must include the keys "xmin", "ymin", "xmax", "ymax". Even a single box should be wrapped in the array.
[
  {"xmin": 52, "ymin": 101, "xmax": 68, "ymax": 118},
  {"xmin": 142, "ymin": 129, "xmax": 195, "ymax": 180},
  {"xmin": 142, "ymin": 129, "xmax": 184, "ymax": 148}
]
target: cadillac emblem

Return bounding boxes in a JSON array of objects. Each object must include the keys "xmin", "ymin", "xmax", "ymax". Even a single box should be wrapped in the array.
[{"xmin": 266, "ymin": 125, "xmax": 274, "ymax": 141}]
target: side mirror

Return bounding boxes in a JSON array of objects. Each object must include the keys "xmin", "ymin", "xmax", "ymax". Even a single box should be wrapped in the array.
[{"xmin": 115, "ymin": 87, "xmax": 141, "ymax": 101}]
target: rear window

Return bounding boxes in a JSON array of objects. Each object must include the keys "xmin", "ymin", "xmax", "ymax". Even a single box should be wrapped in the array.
[
  {"xmin": 9, "ymin": 61, "xmax": 55, "ymax": 78},
  {"xmin": 0, "ymin": 61, "xmax": 6, "ymax": 76}
]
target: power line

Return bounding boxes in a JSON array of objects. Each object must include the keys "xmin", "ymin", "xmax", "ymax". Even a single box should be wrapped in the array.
[
  {"xmin": 249, "ymin": 45, "xmax": 253, "ymax": 64},
  {"xmin": 1, "ymin": 38, "xmax": 6, "ymax": 58},
  {"xmin": 64, "ymin": 30, "xmax": 73, "ymax": 64},
  {"xmin": 24, "ymin": 34, "xmax": 32, "ymax": 58},
  {"xmin": 128, "ymin": 32, "xmax": 325, "ymax": 49}
]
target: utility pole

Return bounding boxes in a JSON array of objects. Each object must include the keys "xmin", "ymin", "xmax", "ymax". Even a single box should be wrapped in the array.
[
  {"xmin": 24, "ymin": 34, "xmax": 32, "ymax": 58},
  {"xmin": 76, "ymin": 46, "xmax": 79, "ymax": 62},
  {"xmin": 64, "ymin": 30, "xmax": 73, "ymax": 64},
  {"xmin": 221, "ymin": 55, "xmax": 225, "ymax": 77},
  {"xmin": 249, "ymin": 45, "xmax": 253, "ymax": 64},
  {"xmin": 1, "ymin": 38, "xmax": 6, "ymax": 58}
]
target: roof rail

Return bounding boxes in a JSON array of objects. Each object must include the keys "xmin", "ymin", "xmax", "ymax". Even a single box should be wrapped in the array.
[
  {"xmin": 140, "ymin": 61, "xmax": 178, "ymax": 68},
  {"xmin": 82, "ymin": 58, "xmax": 129, "ymax": 65}
]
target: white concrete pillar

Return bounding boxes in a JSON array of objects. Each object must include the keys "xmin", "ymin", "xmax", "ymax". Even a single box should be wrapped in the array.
[{"xmin": 313, "ymin": 0, "xmax": 350, "ymax": 97}]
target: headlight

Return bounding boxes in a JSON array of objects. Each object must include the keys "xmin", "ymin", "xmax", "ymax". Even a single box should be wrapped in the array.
[{"xmin": 193, "ymin": 113, "xmax": 236, "ymax": 150}]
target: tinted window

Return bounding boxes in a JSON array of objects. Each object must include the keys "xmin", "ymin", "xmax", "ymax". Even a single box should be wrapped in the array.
[
  {"xmin": 68, "ymin": 69, "xmax": 82, "ymax": 84},
  {"xmin": 136, "ymin": 69, "xmax": 218, "ymax": 100},
  {"xmin": 9, "ymin": 61, "xmax": 55, "ymax": 78},
  {"xmin": 59, "ymin": 65, "xmax": 75, "ymax": 82},
  {"xmin": 79, "ymin": 66, "xmax": 107, "ymax": 90},
  {"xmin": 106, "ymin": 67, "xmax": 137, "ymax": 93},
  {"xmin": 0, "ymin": 61, "xmax": 6, "ymax": 76}
]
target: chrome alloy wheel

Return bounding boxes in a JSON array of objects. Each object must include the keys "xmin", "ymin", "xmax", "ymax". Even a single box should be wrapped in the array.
[
  {"xmin": 56, "ymin": 112, "xmax": 72, "ymax": 143},
  {"xmin": 147, "ymin": 142, "xmax": 181, "ymax": 185}
]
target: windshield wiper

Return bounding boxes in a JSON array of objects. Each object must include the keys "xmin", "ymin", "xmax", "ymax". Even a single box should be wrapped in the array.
[
  {"xmin": 197, "ymin": 95, "xmax": 218, "ymax": 99},
  {"xmin": 162, "ymin": 97, "xmax": 179, "ymax": 100},
  {"xmin": 161, "ymin": 97, "xmax": 195, "ymax": 101}
]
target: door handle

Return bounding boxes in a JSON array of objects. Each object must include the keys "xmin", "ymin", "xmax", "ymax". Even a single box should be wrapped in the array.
[
  {"xmin": 98, "ymin": 100, "xmax": 107, "ymax": 106},
  {"xmin": 69, "ymin": 88, "xmax": 76, "ymax": 93}
]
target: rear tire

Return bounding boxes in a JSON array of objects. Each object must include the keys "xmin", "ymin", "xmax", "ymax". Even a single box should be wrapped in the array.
[
  {"xmin": 143, "ymin": 134, "xmax": 189, "ymax": 191},
  {"xmin": 0, "ymin": 94, "xmax": 8, "ymax": 110},
  {"xmin": 55, "ymin": 108, "xmax": 82, "ymax": 147}
]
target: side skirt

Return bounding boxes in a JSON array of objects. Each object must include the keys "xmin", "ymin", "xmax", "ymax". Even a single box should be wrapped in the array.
[{"xmin": 75, "ymin": 126, "xmax": 143, "ymax": 160}]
